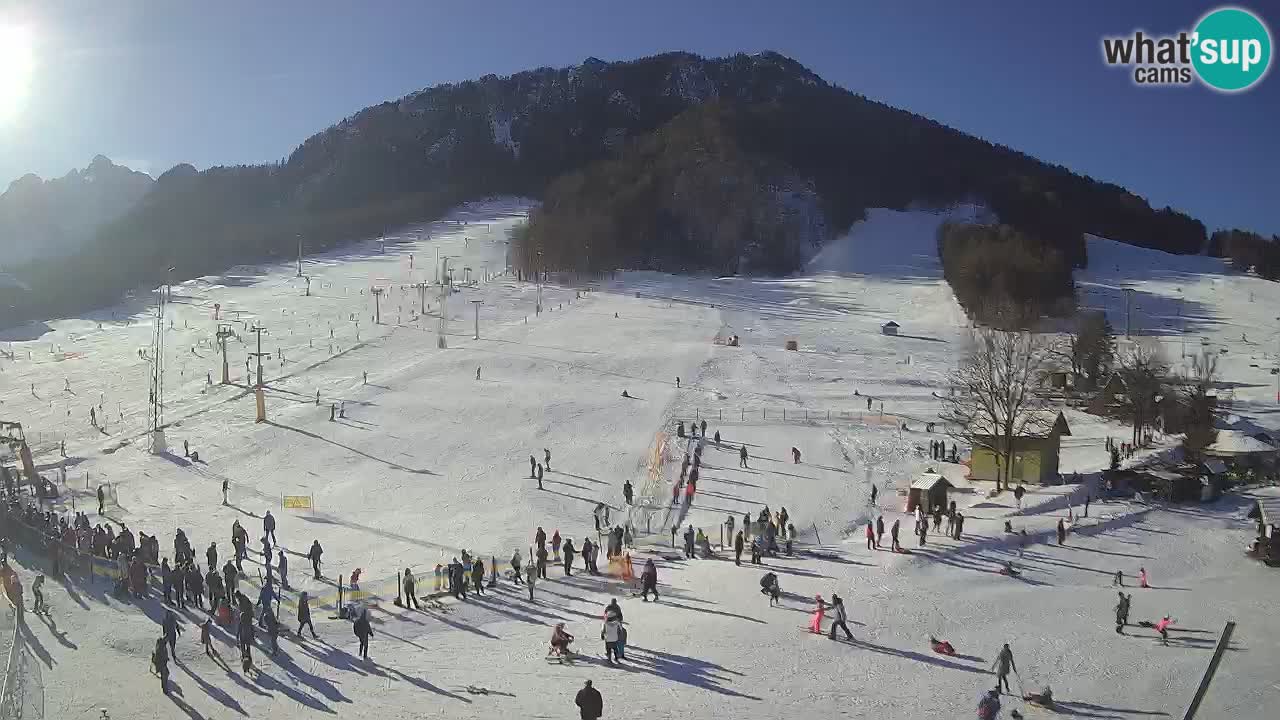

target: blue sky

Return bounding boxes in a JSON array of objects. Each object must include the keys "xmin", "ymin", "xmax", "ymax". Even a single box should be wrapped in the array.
[{"xmin": 1, "ymin": 0, "xmax": 1276, "ymax": 235}]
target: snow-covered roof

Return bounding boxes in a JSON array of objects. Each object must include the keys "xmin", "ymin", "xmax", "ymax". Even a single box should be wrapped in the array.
[
  {"xmin": 882, "ymin": 321, "xmax": 899, "ymax": 328},
  {"xmin": 1204, "ymin": 430, "xmax": 1276, "ymax": 457},
  {"xmin": 1248, "ymin": 492, "xmax": 1280, "ymax": 527},
  {"xmin": 910, "ymin": 472, "xmax": 952, "ymax": 490}
]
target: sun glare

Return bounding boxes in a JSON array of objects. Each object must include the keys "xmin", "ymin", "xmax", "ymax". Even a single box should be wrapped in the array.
[{"xmin": 0, "ymin": 24, "xmax": 35, "ymax": 124}]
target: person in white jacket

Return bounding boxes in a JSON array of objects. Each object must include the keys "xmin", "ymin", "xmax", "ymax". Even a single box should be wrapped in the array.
[{"xmin": 602, "ymin": 617, "xmax": 623, "ymax": 664}]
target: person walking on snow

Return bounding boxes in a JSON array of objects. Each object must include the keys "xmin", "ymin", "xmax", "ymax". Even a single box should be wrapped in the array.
[
  {"xmin": 1057, "ymin": 518, "xmax": 1066, "ymax": 546},
  {"xmin": 866, "ymin": 521, "xmax": 876, "ymax": 550},
  {"xmin": 1114, "ymin": 591, "xmax": 1130, "ymax": 634},
  {"xmin": 163, "ymin": 608, "xmax": 182, "ymax": 655},
  {"xmin": 263, "ymin": 510, "xmax": 277, "ymax": 545},
  {"xmin": 991, "ymin": 643, "xmax": 1017, "ymax": 693},
  {"xmin": 530, "ymin": 455, "xmax": 537, "ymax": 478},
  {"xmin": 623, "ymin": 480, "xmax": 633, "ymax": 505},
  {"xmin": 890, "ymin": 518, "xmax": 901, "ymax": 552},
  {"xmin": 871, "ymin": 483, "xmax": 878, "ymax": 506},
  {"xmin": 536, "ymin": 463, "xmax": 544, "ymax": 490},
  {"xmin": 525, "ymin": 562, "xmax": 536, "ymax": 601},
  {"xmin": 1138, "ymin": 566, "xmax": 1149, "ymax": 588},
  {"xmin": 544, "ymin": 448, "xmax": 551, "ymax": 472},
  {"xmin": 562, "ymin": 540, "xmax": 576, "ymax": 577},
  {"xmin": 734, "ymin": 530, "xmax": 745, "ymax": 566},
  {"xmin": 876, "ymin": 515, "xmax": 885, "ymax": 547},
  {"xmin": 511, "ymin": 550, "xmax": 523, "ymax": 584},
  {"xmin": 353, "ymin": 609, "xmax": 373, "ymax": 660},
  {"xmin": 739, "ymin": 445, "xmax": 749, "ymax": 468},
  {"xmin": 297, "ymin": 591, "xmax": 318, "ymax": 638},
  {"xmin": 641, "ymin": 559, "xmax": 659, "ymax": 601},
  {"xmin": 278, "ymin": 550, "xmax": 289, "ymax": 589},
  {"xmin": 791, "ymin": 446, "xmax": 801, "ymax": 464},
  {"xmin": 403, "ymin": 568, "xmax": 419, "ymax": 609},
  {"xmin": 471, "ymin": 558, "xmax": 485, "ymax": 595},
  {"xmin": 308, "ymin": 540, "xmax": 323, "ymax": 579},
  {"xmin": 576, "ymin": 680, "xmax": 603, "ymax": 720},
  {"xmin": 828, "ymin": 594, "xmax": 853, "ymax": 641},
  {"xmin": 1155, "ymin": 615, "xmax": 1175, "ymax": 645},
  {"xmin": 552, "ymin": 530, "xmax": 562, "ymax": 561}
]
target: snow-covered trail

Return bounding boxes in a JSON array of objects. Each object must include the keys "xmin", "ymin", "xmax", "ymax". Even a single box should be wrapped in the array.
[{"xmin": 1, "ymin": 203, "xmax": 1277, "ymax": 719}]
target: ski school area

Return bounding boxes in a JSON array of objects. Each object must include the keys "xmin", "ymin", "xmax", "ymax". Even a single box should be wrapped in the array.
[{"xmin": 0, "ymin": 199, "xmax": 1276, "ymax": 719}]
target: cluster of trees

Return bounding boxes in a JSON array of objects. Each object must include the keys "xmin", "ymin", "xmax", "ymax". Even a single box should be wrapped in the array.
[
  {"xmin": 1207, "ymin": 229, "xmax": 1280, "ymax": 279},
  {"xmin": 1052, "ymin": 311, "xmax": 1116, "ymax": 391},
  {"xmin": 937, "ymin": 222, "xmax": 1076, "ymax": 327},
  {"xmin": 520, "ymin": 104, "xmax": 821, "ymax": 276}
]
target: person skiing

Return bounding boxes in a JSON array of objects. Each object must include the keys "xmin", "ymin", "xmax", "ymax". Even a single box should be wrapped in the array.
[
  {"xmin": 403, "ymin": 568, "xmax": 419, "ymax": 609},
  {"xmin": 552, "ymin": 530, "xmax": 562, "ymax": 561},
  {"xmin": 536, "ymin": 463, "xmax": 544, "ymax": 489},
  {"xmin": 640, "ymin": 559, "xmax": 659, "ymax": 601},
  {"xmin": 1057, "ymin": 518, "xmax": 1066, "ymax": 545},
  {"xmin": 308, "ymin": 539, "xmax": 323, "ymax": 579},
  {"xmin": 530, "ymin": 455, "xmax": 537, "ymax": 478},
  {"xmin": 991, "ymin": 643, "xmax": 1017, "ymax": 693},
  {"xmin": 739, "ymin": 445, "xmax": 749, "ymax": 468},
  {"xmin": 544, "ymin": 448, "xmax": 552, "ymax": 471},
  {"xmin": 353, "ymin": 609, "xmax": 373, "ymax": 660},
  {"xmin": 733, "ymin": 530, "xmax": 745, "ymax": 566},
  {"xmin": 1155, "ymin": 614, "xmax": 1175, "ymax": 645},
  {"xmin": 562, "ymin": 539, "xmax": 576, "ymax": 577},
  {"xmin": 808, "ymin": 594, "xmax": 827, "ymax": 633},
  {"xmin": 575, "ymin": 680, "xmax": 603, "ymax": 720},
  {"xmin": 828, "ymin": 594, "xmax": 853, "ymax": 641}
]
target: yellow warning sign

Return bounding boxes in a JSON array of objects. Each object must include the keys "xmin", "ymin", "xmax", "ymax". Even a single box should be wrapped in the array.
[{"xmin": 283, "ymin": 495, "xmax": 313, "ymax": 510}]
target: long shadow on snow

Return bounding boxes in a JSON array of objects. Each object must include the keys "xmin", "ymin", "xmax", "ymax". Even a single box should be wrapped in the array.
[
  {"xmin": 176, "ymin": 659, "xmax": 249, "ymax": 716},
  {"xmin": 1051, "ymin": 699, "xmax": 1171, "ymax": 718},
  {"xmin": 263, "ymin": 420, "xmax": 434, "ymax": 476},
  {"xmin": 847, "ymin": 637, "xmax": 988, "ymax": 675},
  {"xmin": 623, "ymin": 645, "xmax": 761, "ymax": 701}
]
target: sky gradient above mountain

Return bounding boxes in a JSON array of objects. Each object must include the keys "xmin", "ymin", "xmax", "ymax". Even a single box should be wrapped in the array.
[{"xmin": 1, "ymin": 0, "xmax": 1276, "ymax": 235}]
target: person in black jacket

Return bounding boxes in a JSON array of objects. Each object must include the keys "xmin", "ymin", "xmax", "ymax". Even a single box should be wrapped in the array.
[
  {"xmin": 575, "ymin": 680, "xmax": 603, "ymax": 720},
  {"xmin": 733, "ymin": 530, "xmax": 745, "ymax": 565},
  {"xmin": 354, "ymin": 609, "xmax": 373, "ymax": 659},
  {"xmin": 562, "ymin": 539, "xmax": 576, "ymax": 576}
]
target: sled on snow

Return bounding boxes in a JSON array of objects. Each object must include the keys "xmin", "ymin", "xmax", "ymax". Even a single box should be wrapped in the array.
[{"xmin": 929, "ymin": 636, "xmax": 955, "ymax": 655}]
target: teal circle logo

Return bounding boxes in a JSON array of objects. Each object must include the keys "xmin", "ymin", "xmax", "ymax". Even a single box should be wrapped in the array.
[{"xmin": 1192, "ymin": 7, "xmax": 1272, "ymax": 91}]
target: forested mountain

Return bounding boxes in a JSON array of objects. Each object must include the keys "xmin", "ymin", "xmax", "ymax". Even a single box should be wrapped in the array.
[
  {"xmin": 0, "ymin": 51, "xmax": 1228, "ymax": 327},
  {"xmin": 0, "ymin": 156, "xmax": 153, "ymax": 267}
]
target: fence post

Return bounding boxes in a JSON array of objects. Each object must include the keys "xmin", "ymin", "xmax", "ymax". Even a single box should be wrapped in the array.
[
  {"xmin": 741, "ymin": 408, "xmax": 744, "ymax": 421},
  {"xmin": 783, "ymin": 408, "xmax": 786, "ymax": 421},
  {"xmin": 719, "ymin": 409, "xmax": 722, "ymax": 421}
]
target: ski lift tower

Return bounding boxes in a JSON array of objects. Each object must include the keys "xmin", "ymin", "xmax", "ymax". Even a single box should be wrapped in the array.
[
  {"xmin": 437, "ymin": 257, "xmax": 451, "ymax": 349},
  {"xmin": 146, "ymin": 268, "xmax": 175, "ymax": 453}
]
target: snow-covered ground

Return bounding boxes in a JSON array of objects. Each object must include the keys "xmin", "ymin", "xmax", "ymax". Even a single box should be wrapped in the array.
[{"xmin": 0, "ymin": 203, "xmax": 1277, "ymax": 719}]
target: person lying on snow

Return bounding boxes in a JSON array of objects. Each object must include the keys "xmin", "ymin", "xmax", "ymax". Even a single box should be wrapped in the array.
[{"xmin": 929, "ymin": 636, "xmax": 955, "ymax": 655}]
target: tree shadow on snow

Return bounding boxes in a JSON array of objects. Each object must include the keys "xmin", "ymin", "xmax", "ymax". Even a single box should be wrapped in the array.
[{"xmin": 1051, "ymin": 700, "xmax": 1171, "ymax": 718}]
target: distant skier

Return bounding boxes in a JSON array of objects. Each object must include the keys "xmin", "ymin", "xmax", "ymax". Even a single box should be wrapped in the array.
[
  {"xmin": 476, "ymin": 367, "xmax": 481, "ymax": 380},
  {"xmin": 871, "ymin": 484, "xmax": 878, "ymax": 506},
  {"xmin": 544, "ymin": 448, "xmax": 552, "ymax": 471},
  {"xmin": 791, "ymin": 446, "xmax": 801, "ymax": 464},
  {"xmin": 739, "ymin": 445, "xmax": 749, "ymax": 468},
  {"xmin": 536, "ymin": 463, "xmax": 544, "ymax": 490},
  {"xmin": 530, "ymin": 455, "xmax": 537, "ymax": 478},
  {"xmin": 675, "ymin": 377, "xmax": 680, "ymax": 389}
]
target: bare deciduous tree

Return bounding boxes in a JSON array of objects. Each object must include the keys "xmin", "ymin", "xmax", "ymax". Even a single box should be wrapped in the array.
[
  {"xmin": 1181, "ymin": 350, "xmax": 1219, "ymax": 463},
  {"xmin": 1116, "ymin": 339, "xmax": 1167, "ymax": 447},
  {"xmin": 942, "ymin": 328, "xmax": 1055, "ymax": 492},
  {"xmin": 1051, "ymin": 311, "xmax": 1115, "ymax": 390}
]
